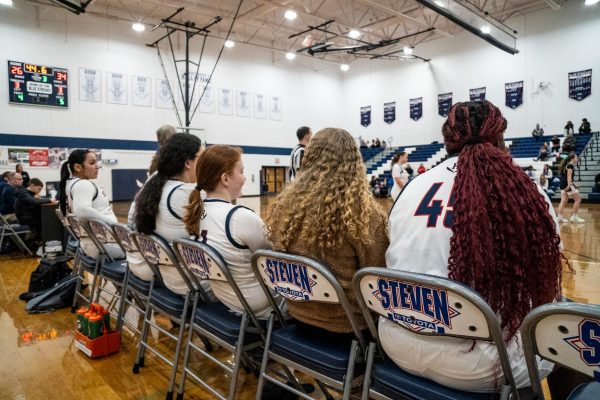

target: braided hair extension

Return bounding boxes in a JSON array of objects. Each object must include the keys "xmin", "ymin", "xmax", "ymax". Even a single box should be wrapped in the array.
[{"xmin": 443, "ymin": 101, "xmax": 563, "ymax": 341}]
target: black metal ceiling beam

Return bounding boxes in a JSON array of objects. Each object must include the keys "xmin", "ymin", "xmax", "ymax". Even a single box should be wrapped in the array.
[{"xmin": 50, "ymin": 0, "xmax": 93, "ymax": 15}]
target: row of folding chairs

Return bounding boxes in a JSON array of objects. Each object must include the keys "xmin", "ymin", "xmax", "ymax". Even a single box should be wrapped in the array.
[
  {"xmin": 54, "ymin": 214, "xmax": 600, "ymax": 400},
  {"xmin": 0, "ymin": 213, "xmax": 33, "ymax": 256}
]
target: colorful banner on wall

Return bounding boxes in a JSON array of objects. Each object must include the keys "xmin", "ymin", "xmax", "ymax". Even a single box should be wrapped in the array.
[
  {"xmin": 469, "ymin": 87, "xmax": 486, "ymax": 101},
  {"xmin": 505, "ymin": 81, "xmax": 523, "ymax": 109},
  {"xmin": 384, "ymin": 102, "xmax": 396, "ymax": 124},
  {"xmin": 409, "ymin": 97, "xmax": 423, "ymax": 121},
  {"xmin": 361, "ymin": 106, "xmax": 372, "ymax": 127},
  {"xmin": 438, "ymin": 93, "xmax": 452, "ymax": 117},
  {"xmin": 568, "ymin": 69, "xmax": 592, "ymax": 101},
  {"xmin": 29, "ymin": 149, "xmax": 49, "ymax": 167}
]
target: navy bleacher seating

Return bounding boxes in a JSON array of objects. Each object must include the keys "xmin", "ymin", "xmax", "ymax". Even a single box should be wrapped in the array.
[{"xmin": 360, "ymin": 147, "xmax": 384, "ymax": 163}]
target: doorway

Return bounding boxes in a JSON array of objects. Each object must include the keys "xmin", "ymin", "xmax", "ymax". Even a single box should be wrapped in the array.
[{"xmin": 261, "ymin": 166, "xmax": 286, "ymax": 195}]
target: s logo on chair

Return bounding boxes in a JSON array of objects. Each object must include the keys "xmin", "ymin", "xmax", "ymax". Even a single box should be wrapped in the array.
[{"xmin": 263, "ymin": 258, "xmax": 316, "ymax": 300}]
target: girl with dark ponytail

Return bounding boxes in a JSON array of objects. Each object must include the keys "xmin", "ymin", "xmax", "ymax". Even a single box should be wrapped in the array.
[
  {"xmin": 380, "ymin": 101, "xmax": 564, "ymax": 393},
  {"xmin": 59, "ymin": 149, "xmax": 122, "ymax": 258},
  {"xmin": 134, "ymin": 133, "xmax": 206, "ymax": 295}
]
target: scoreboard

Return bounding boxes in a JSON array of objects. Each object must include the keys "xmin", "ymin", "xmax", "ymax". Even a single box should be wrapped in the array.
[{"xmin": 8, "ymin": 60, "xmax": 69, "ymax": 108}]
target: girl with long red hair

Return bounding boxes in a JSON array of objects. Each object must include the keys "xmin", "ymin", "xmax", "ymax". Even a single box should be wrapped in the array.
[{"xmin": 380, "ymin": 101, "xmax": 564, "ymax": 392}]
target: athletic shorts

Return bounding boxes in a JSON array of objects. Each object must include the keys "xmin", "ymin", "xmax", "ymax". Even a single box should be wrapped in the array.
[{"xmin": 560, "ymin": 185, "xmax": 579, "ymax": 196}]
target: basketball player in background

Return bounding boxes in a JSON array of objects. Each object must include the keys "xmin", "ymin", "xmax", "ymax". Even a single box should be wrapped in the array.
[{"xmin": 289, "ymin": 126, "xmax": 312, "ymax": 181}]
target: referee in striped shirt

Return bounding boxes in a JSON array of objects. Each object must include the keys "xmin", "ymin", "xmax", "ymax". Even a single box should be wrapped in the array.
[{"xmin": 289, "ymin": 126, "xmax": 312, "ymax": 181}]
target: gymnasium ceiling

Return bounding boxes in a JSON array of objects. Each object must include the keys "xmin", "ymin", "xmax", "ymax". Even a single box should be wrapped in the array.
[{"xmin": 27, "ymin": 0, "xmax": 554, "ymax": 64}]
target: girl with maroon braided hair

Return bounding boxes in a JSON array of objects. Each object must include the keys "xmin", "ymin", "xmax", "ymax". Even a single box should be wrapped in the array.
[{"xmin": 380, "ymin": 101, "xmax": 564, "ymax": 393}]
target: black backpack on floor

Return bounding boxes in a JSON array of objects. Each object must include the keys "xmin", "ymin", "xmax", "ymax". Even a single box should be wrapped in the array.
[
  {"xmin": 19, "ymin": 256, "xmax": 72, "ymax": 298},
  {"xmin": 24, "ymin": 275, "xmax": 78, "ymax": 314}
]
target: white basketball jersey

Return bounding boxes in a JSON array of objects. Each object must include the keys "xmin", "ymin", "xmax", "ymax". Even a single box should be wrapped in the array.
[
  {"xmin": 200, "ymin": 199, "xmax": 283, "ymax": 319},
  {"xmin": 387, "ymin": 157, "xmax": 457, "ymax": 277}
]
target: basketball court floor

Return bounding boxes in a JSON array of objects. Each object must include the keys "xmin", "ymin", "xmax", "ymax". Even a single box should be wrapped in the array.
[{"xmin": 0, "ymin": 198, "xmax": 598, "ymax": 399}]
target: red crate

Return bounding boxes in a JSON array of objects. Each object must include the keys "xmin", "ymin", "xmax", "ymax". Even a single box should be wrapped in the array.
[{"xmin": 74, "ymin": 330, "xmax": 121, "ymax": 358}]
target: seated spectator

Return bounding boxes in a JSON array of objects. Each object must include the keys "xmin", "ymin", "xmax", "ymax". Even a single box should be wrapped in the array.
[
  {"xmin": 417, "ymin": 163, "xmax": 426, "ymax": 174},
  {"xmin": 579, "ymin": 118, "xmax": 591, "ymax": 134},
  {"xmin": 562, "ymin": 132, "xmax": 575, "ymax": 153},
  {"xmin": 369, "ymin": 175, "xmax": 377, "ymax": 192},
  {"xmin": 266, "ymin": 128, "xmax": 388, "ymax": 333},
  {"xmin": 16, "ymin": 164, "xmax": 30, "ymax": 188},
  {"xmin": 565, "ymin": 120, "xmax": 574, "ymax": 135},
  {"xmin": 551, "ymin": 135, "xmax": 560, "ymax": 153},
  {"xmin": 59, "ymin": 149, "xmax": 123, "ymax": 259},
  {"xmin": 382, "ymin": 140, "xmax": 387, "ymax": 148},
  {"xmin": 0, "ymin": 172, "xmax": 23, "ymax": 222},
  {"xmin": 539, "ymin": 175, "xmax": 554, "ymax": 197},
  {"xmin": 359, "ymin": 136, "xmax": 367, "ymax": 149},
  {"xmin": 381, "ymin": 101, "xmax": 579, "ymax": 394},
  {"xmin": 536, "ymin": 143, "xmax": 548, "ymax": 161},
  {"xmin": 542, "ymin": 164, "xmax": 553, "ymax": 180},
  {"xmin": 526, "ymin": 165, "xmax": 535, "ymax": 180},
  {"xmin": 184, "ymin": 145, "xmax": 282, "ymax": 318},
  {"xmin": 15, "ymin": 178, "xmax": 56, "ymax": 244},
  {"xmin": 135, "ymin": 133, "xmax": 212, "ymax": 297},
  {"xmin": 531, "ymin": 123, "xmax": 544, "ymax": 141}
]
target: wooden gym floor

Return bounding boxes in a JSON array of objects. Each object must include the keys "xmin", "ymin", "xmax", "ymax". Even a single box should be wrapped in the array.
[{"xmin": 0, "ymin": 197, "xmax": 598, "ymax": 400}]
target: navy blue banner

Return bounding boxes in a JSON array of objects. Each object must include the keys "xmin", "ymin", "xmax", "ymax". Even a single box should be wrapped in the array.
[
  {"xmin": 361, "ymin": 106, "xmax": 371, "ymax": 127},
  {"xmin": 469, "ymin": 87, "xmax": 486, "ymax": 101},
  {"xmin": 409, "ymin": 97, "xmax": 422, "ymax": 121},
  {"xmin": 384, "ymin": 102, "xmax": 396, "ymax": 124},
  {"xmin": 505, "ymin": 81, "xmax": 523, "ymax": 109},
  {"xmin": 438, "ymin": 93, "xmax": 452, "ymax": 117},
  {"xmin": 569, "ymin": 69, "xmax": 592, "ymax": 101}
]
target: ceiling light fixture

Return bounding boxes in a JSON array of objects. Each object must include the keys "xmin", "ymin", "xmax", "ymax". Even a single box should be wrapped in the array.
[
  {"xmin": 284, "ymin": 10, "xmax": 297, "ymax": 20},
  {"xmin": 480, "ymin": 25, "xmax": 491, "ymax": 34},
  {"xmin": 340, "ymin": 64, "xmax": 350, "ymax": 72},
  {"xmin": 0, "ymin": 0, "xmax": 13, "ymax": 5},
  {"xmin": 285, "ymin": 52, "xmax": 296, "ymax": 60},
  {"xmin": 585, "ymin": 0, "xmax": 599, "ymax": 5},
  {"xmin": 403, "ymin": 46, "xmax": 414, "ymax": 55},
  {"xmin": 224, "ymin": 40, "xmax": 235, "ymax": 48},
  {"xmin": 132, "ymin": 22, "xmax": 145, "ymax": 32},
  {"xmin": 348, "ymin": 29, "xmax": 361, "ymax": 39}
]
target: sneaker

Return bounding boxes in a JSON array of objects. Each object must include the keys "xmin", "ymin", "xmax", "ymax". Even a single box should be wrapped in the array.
[
  {"xmin": 570, "ymin": 215, "xmax": 585, "ymax": 223},
  {"xmin": 557, "ymin": 216, "xmax": 569, "ymax": 223}
]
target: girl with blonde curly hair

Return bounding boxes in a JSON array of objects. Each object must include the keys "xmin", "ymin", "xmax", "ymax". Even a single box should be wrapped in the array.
[{"xmin": 267, "ymin": 128, "xmax": 388, "ymax": 333}]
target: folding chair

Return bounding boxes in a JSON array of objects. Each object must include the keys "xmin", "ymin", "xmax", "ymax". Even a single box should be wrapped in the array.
[
  {"xmin": 85, "ymin": 219, "xmax": 128, "ymax": 331},
  {"xmin": 173, "ymin": 238, "xmax": 265, "ymax": 400},
  {"xmin": 522, "ymin": 302, "xmax": 600, "ymax": 400},
  {"xmin": 131, "ymin": 232, "xmax": 207, "ymax": 400},
  {"xmin": 111, "ymin": 223, "xmax": 155, "ymax": 337},
  {"xmin": 251, "ymin": 249, "xmax": 368, "ymax": 400},
  {"xmin": 353, "ymin": 267, "xmax": 519, "ymax": 400},
  {"xmin": 67, "ymin": 215, "xmax": 101, "ymax": 312},
  {"xmin": 54, "ymin": 208, "xmax": 79, "ymax": 259},
  {"xmin": 0, "ymin": 213, "xmax": 33, "ymax": 256}
]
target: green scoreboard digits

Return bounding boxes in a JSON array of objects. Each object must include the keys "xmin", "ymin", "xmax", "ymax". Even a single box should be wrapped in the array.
[{"xmin": 8, "ymin": 60, "xmax": 69, "ymax": 108}]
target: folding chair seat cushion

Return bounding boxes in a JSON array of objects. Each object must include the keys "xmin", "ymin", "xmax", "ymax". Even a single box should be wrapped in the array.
[
  {"xmin": 568, "ymin": 382, "xmax": 600, "ymax": 400},
  {"xmin": 270, "ymin": 323, "xmax": 363, "ymax": 381},
  {"xmin": 100, "ymin": 259, "xmax": 127, "ymax": 282},
  {"xmin": 372, "ymin": 358, "xmax": 497, "ymax": 400},
  {"xmin": 150, "ymin": 287, "xmax": 187, "ymax": 316},
  {"xmin": 194, "ymin": 301, "xmax": 263, "ymax": 346},
  {"xmin": 127, "ymin": 273, "xmax": 152, "ymax": 295},
  {"xmin": 67, "ymin": 239, "xmax": 79, "ymax": 252},
  {"xmin": 77, "ymin": 249, "xmax": 99, "ymax": 271},
  {"xmin": 10, "ymin": 224, "xmax": 30, "ymax": 233}
]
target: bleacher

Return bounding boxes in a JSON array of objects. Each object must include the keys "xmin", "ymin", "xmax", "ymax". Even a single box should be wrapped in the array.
[
  {"xmin": 364, "ymin": 133, "xmax": 595, "ymax": 200},
  {"xmin": 359, "ymin": 147, "xmax": 385, "ymax": 162}
]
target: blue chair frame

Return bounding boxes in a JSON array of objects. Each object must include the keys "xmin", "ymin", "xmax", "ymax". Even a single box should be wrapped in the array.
[
  {"xmin": 173, "ymin": 238, "xmax": 265, "ymax": 400},
  {"xmin": 353, "ymin": 267, "xmax": 519, "ymax": 400},
  {"xmin": 522, "ymin": 302, "xmax": 600, "ymax": 400},
  {"xmin": 251, "ymin": 249, "xmax": 368, "ymax": 400}
]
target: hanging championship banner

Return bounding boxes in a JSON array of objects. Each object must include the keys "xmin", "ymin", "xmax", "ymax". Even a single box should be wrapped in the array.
[
  {"xmin": 361, "ymin": 106, "xmax": 371, "ymax": 127},
  {"xmin": 568, "ymin": 69, "xmax": 592, "ymax": 101},
  {"xmin": 505, "ymin": 81, "xmax": 523, "ymax": 109},
  {"xmin": 438, "ymin": 93, "xmax": 452, "ymax": 117},
  {"xmin": 384, "ymin": 102, "xmax": 396, "ymax": 124},
  {"xmin": 469, "ymin": 87, "xmax": 486, "ymax": 101},
  {"xmin": 409, "ymin": 97, "xmax": 422, "ymax": 121}
]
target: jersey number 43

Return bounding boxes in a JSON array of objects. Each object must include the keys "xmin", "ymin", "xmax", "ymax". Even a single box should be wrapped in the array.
[{"xmin": 414, "ymin": 182, "xmax": 455, "ymax": 229}]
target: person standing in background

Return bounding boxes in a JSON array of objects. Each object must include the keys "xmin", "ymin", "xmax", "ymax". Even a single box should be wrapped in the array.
[
  {"xmin": 16, "ymin": 164, "xmax": 30, "ymax": 187},
  {"xmin": 148, "ymin": 125, "xmax": 177, "ymax": 175},
  {"xmin": 390, "ymin": 152, "xmax": 409, "ymax": 201},
  {"xmin": 289, "ymin": 126, "xmax": 312, "ymax": 182}
]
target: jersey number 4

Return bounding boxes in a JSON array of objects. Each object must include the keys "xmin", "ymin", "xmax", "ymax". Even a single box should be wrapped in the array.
[{"xmin": 414, "ymin": 182, "xmax": 455, "ymax": 228}]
